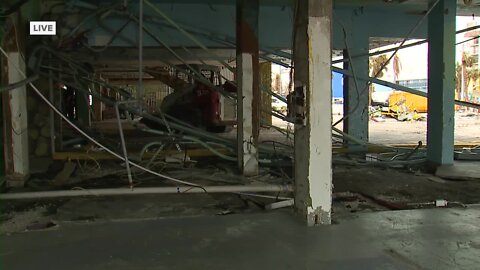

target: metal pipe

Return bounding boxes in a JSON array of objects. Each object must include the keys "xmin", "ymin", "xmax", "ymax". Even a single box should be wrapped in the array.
[
  {"xmin": 262, "ymin": 84, "xmax": 287, "ymax": 103},
  {"xmin": 0, "ymin": 75, "xmax": 39, "ymax": 92},
  {"xmin": 114, "ymin": 103, "xmax": 134, "ymax": 188},
  {"xmin": 39, "ymin": 69, "xmax": 236, "ymax": 147},
  {"xmin": 333, "ymin": 67, "xmax": 480, "ymax": 110},
  {"xmin": 135, "ymin": 20, "xmax": 234, "ymax": 99},
  {"xmin": 0, "ymin": 184, "xmax": 293, "ymax": 200},
  {"xmin": 331, "ymin": 25, "xmax": 480, "ymax": 64},
  {"xmin": 1, "ymin": 45, "xmax": 202, "ymax": 188}
]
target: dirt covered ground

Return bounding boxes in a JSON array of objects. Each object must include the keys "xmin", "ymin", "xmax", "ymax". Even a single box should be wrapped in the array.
[
  {"xmin": 2, "ymin": 106, "xmax": 479, "ymax": 234},
  {"xmin": 3, "ymin": 162, "xmax": 480, "ymax": 234}
]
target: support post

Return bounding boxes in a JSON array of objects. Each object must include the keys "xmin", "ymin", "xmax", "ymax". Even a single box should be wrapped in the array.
[
  {"xmin": 236, "ymin": 0, "xmax": 259, "ymax": 176},
  {"xmin": 293, "ymin": 0, "xmax": 333, "ymax": 225},
  {"xmin": 342, "ymin": 32, "xmax": 369, "ymax": 151},
  {"xmin": 3, "ymin": 52, "xmax": 30, "ymax": 185},
  {"xmin": 1, "ymin": 12, "xmax": 30, "ymax": 186},
  {"xmin": 260, "ymin": 62, "xmax": 272, "ymax": 125},
  {"xmin": 114, "ymin": 103, "xmax": 133, "ymax": 188},
  {"xmin": 427, "ymin": 0, "xmax": 456, "ymax": 165}
]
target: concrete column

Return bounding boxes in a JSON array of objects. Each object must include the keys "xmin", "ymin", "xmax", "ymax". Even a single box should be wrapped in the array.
[
  {"xmin": 260, "ymin": 61, "xmax": 272, "ymax": 125},
  {"xmin": 236, "ymin": 0, "xmax": 259, "ymax": 176},
  {"xmin": 343, "ymin": 33, "xmax": 369, "ymax": 151},
  {"xmin": 427, "ymin": 0, "xmax": 456, "ymax": 165},
  {"xmin": 294, "ymin": 0, "xmax": 333, "ymax": 225},
  {"xmin": 3, "ymin": 52, "xmax": 30, "ymax": 185}
]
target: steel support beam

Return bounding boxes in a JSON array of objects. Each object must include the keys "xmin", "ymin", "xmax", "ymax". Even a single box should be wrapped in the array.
[
  {"xmin": 333, "ymin": 67, "xmax": 480, "ymax": 110},
  {"xmin": 427, "ymin": 0, "xmax": 456, "ymax": 165},
  {"xmin": 236, "ymin": 0, "xmax": 259, "ymax": 176},
  {"xmin": 294, "ymin": 0, "xmax": 333, "ymax": 225},
  {"xmin": 343, "ymin": 33, "xmax": 369, "ymax": 152}
]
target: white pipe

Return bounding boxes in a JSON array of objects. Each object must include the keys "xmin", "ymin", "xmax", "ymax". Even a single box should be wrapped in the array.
[{"xmin": 0, "ymin": 185, "xmax": 293, "ymax": 200}]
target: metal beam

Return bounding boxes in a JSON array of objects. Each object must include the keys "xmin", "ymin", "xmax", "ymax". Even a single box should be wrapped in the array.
[{"xmin": 333, "ymin": 67, "xmax": 480, "ymax": 110}]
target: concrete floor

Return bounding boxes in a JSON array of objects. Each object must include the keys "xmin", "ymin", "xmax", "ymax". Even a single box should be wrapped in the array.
[{"xmin": 2, "ymin": 207, "xmax": 480, "ymax": 270}]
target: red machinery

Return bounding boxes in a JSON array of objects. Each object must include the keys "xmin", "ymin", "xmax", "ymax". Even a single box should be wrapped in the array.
[{"xmin": 145, "ymin": 65, "xmax": 236, "ymax": 133}]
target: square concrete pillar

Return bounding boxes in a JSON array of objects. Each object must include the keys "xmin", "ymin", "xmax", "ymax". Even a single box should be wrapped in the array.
[
  {"xmin": 236, "ymin": 0, "xmax": 260, "ymax": 176},
  {"xmin": 342, "ymin": 34, "xmax": 369, "ymax": 152},
  {"xmin": 293, "ymin": 0, "xmax": 333, "ymax": 225},
  {"xmin": 2, "ymin": 52, "xmax": 30, "ymax": 186},
  {"xmin": 427, "ymin": 0, "xmax": 456, "ymax": 166}
]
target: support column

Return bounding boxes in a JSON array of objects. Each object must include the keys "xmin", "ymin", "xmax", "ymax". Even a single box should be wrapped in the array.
[
  {"xmin": 260, "ymin": 61, "xmax": 272, "ymax": 126},
  {"xmin": 427, "ymin": 0, "xmax": 456, "ymax": 165},
  {"xmin": 236, "ymin": 0, "xmax": 259, "ymax": 176},
  {"xmin": 3, "ymin": 52, "xmax": 30, "ymax": 185},
  {"xmin": 1, "ymin": 11, "xmax": 29, "ymax": 186},
  {"xmin": 294, "ymin": 0, "xmax": 333, "ymax": 225},
  {"xmin": 343, "ymin": 32, "xmax": 369, "ymax": 151}
]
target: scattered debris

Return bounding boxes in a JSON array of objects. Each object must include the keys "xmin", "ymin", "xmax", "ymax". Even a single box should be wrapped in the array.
[
  {"xmin": 165, "ymin": 154, "xmax": 191, "ymax": 163},
  {"xmin": 371, "ymin": 116, "xmax": 385, "ymax": 122},
  {"xmin": 52, "ymin": 161, "xmax": 77, "ymax": 186},
  {"xmin": 217, "ymin": 210, "xmax": 234, "ymax": 216},
  {"xmin": 26, "ymin": 221, "xmax": 57, "ymax": 231},
  {"xmin": 454, "ymin": 148, "xmax": 480, "ymax": 161},
  {"xmin": 435, "ymin": 199, "xmax": 448, "ymax": 207},
  {"xmin": 265, "ymin": 199, "xmax": 294, "ymax": 210}
]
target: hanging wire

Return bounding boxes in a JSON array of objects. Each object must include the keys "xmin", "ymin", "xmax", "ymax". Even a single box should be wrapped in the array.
[{"xmin": 0, "ymin": 46, "xmax": 206, "ymax": 190}]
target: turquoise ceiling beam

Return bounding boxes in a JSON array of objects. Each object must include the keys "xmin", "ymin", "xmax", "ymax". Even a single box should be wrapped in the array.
[{"xmin": 83, "ymin": 3, "xmax": 428, "ymax": 50}]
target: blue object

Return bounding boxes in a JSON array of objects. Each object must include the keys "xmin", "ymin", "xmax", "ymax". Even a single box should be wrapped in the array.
[{"xmin": 332, "ymin": 71, "xmax": 343, "ymax": 98}]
